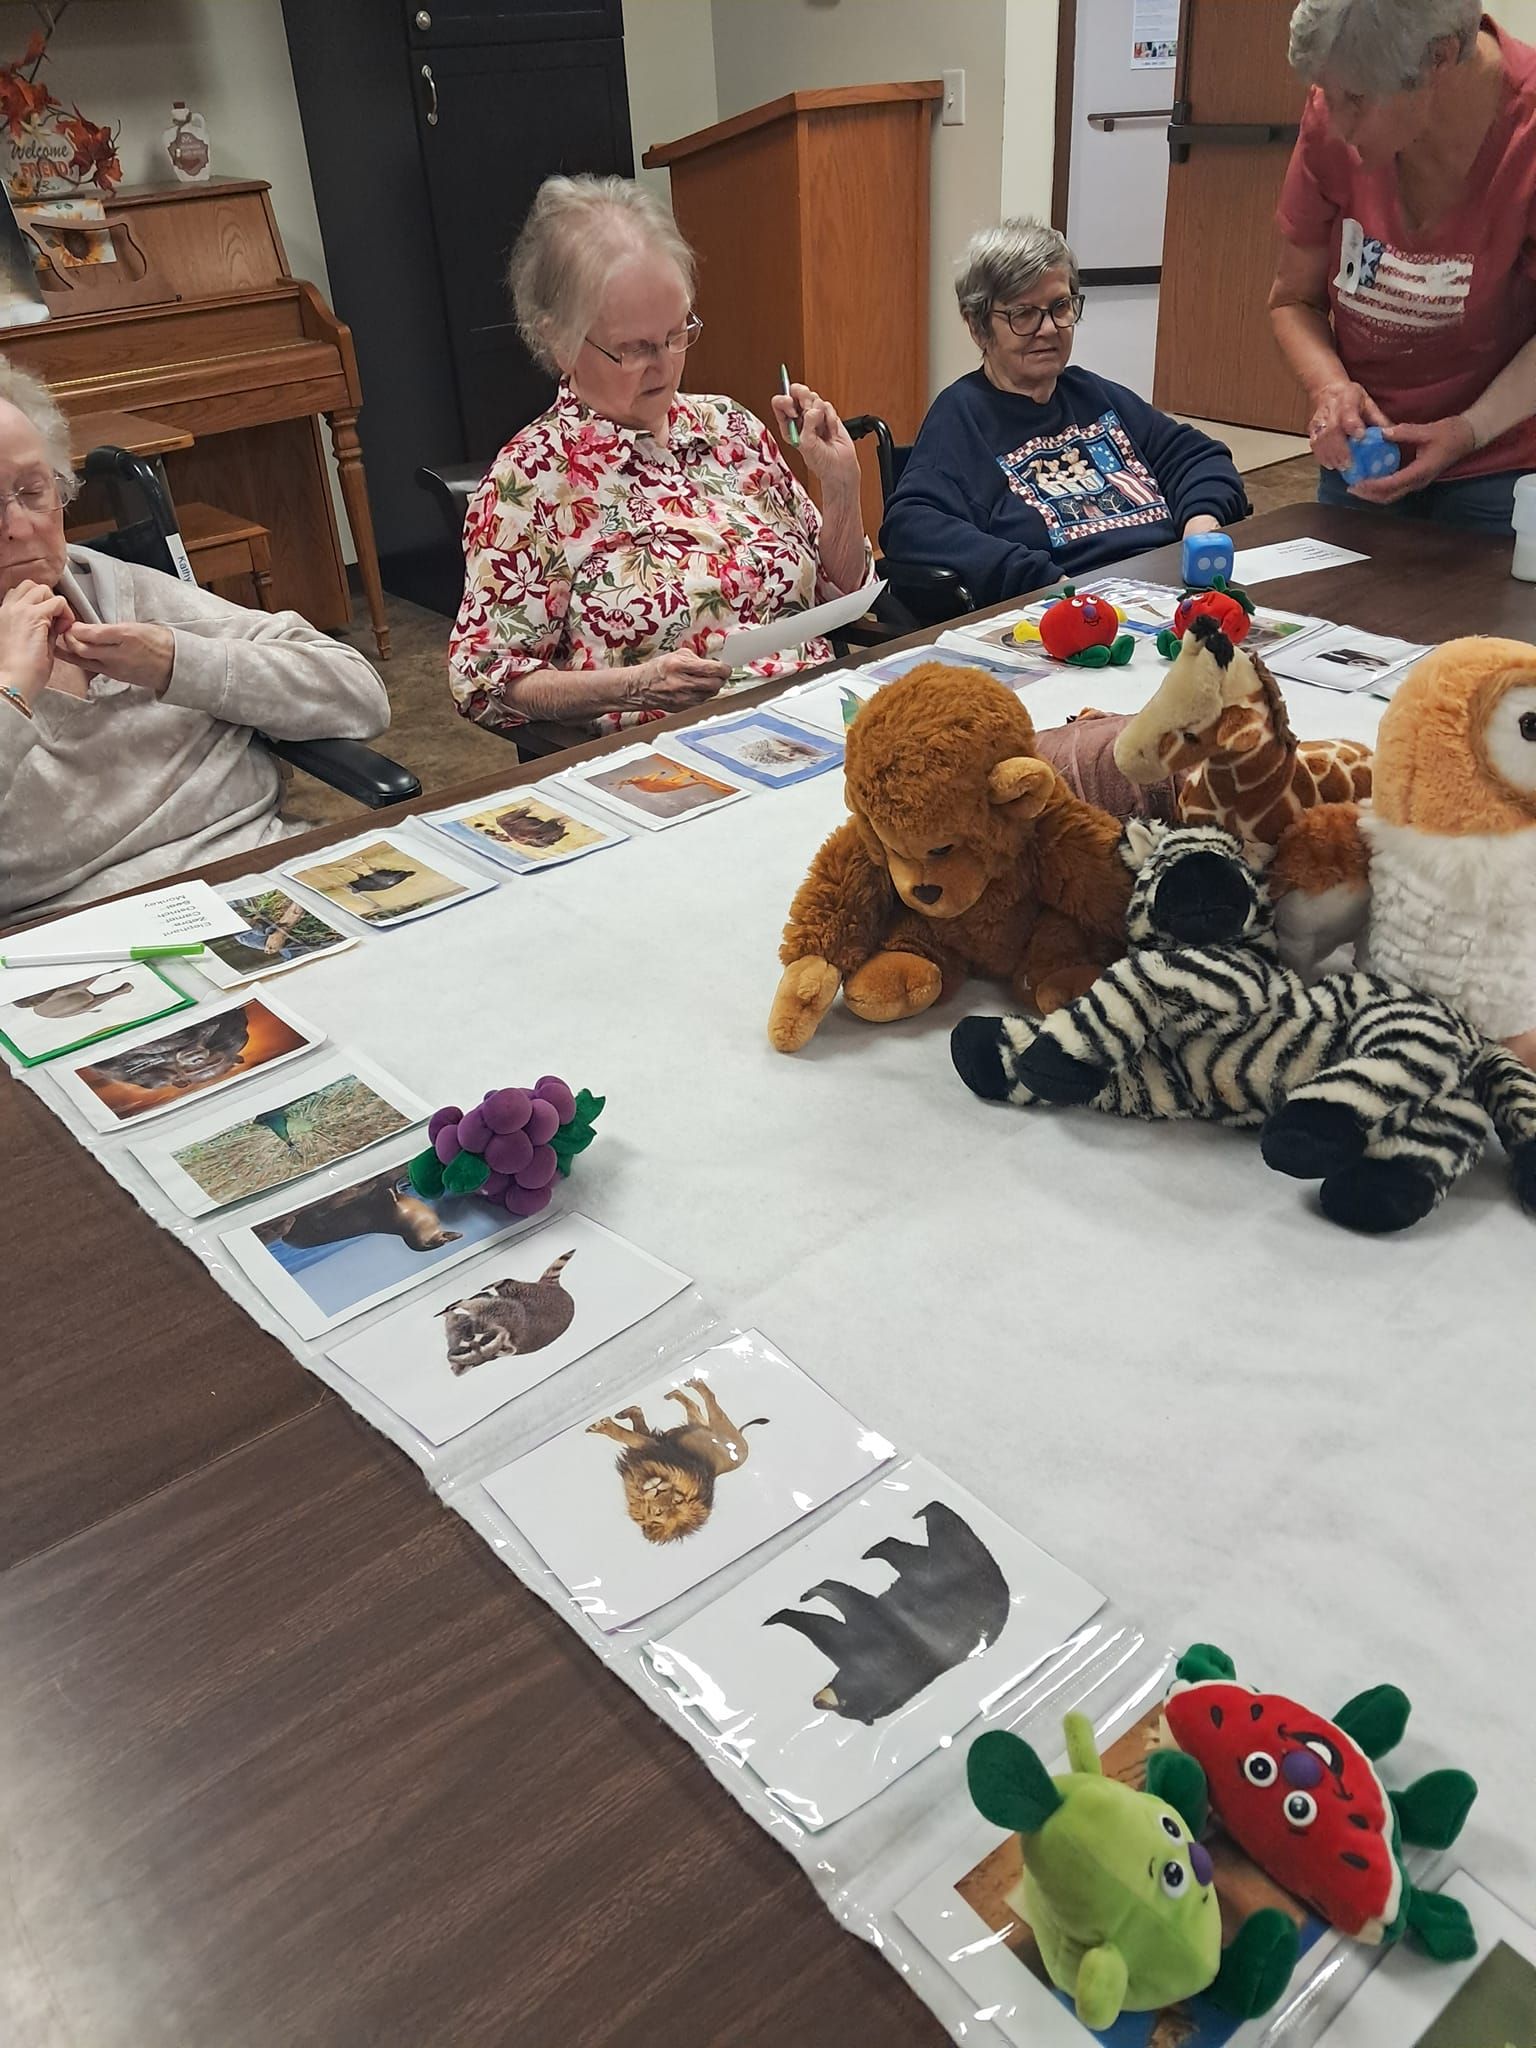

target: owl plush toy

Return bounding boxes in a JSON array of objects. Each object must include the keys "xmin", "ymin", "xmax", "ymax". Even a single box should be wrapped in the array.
[{"xmin": 1273, "ymin": 637, "xmax": 1536, "ymax": 1069}]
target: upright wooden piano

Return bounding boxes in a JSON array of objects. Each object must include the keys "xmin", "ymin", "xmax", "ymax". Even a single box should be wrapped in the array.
[{"xmin": 2, "ymin": 177, "xmax": 389, "ymax": 658}]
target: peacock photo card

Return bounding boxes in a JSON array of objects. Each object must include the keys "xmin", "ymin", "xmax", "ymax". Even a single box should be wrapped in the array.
[
  {"xmin": 324, "ymin": 1214, "xmax": 691, "ymax": 1446},
  {"xmin": 645, "ymin": 1458, "xmax": 1104, "ymax": 1831},
  {"xmin": 280, "ymin": 832, "xmax": 497, "ymax": 928},
  {"xmin": 127, "ymin": 1050, "xmax": 430, "ymax": 1218},
  {"xmin": 481, "ymin": 1330, "xmax": 896, "ymax": 1631}
]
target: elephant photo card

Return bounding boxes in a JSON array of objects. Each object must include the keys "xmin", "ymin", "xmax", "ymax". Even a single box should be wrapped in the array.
[
  {"xmin": 481, "ymin": 1330, "xmax": 897, "ymax": 1631},
  {"xmin": 645, "ymin": 1459, "xmax": 1104, "ymax": 1831},
  {"xmin": 281, "ymin": 832, "xmax": 497, "ymax": 928},
  {"xmin": 893, "ymin": 1696, "xmax": 1335, "ymax": 2048},
  {"xmin": 128, "ymin": 1050, "xmax": 430, "ymax": 1218},
  {"xmin": 53, "ymin": 991, "xmax": 325, "ymax": 1133},
  {"xmin": 324, "ymin": 1214, "xmax": 691, "ymax": 1445},
  {"xmin": 218, "ymin": 1136, "xmax": 526, "ymax": 1341}
]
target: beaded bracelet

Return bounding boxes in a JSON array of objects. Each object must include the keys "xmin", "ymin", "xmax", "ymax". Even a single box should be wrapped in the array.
[{"xmin": 0, "ymin": 684, "xmax": 33, "ymax": 720}]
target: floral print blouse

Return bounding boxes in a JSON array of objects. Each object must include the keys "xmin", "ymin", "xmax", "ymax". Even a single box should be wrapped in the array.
[{"xmin": 448, "ymin": 382, "xmax": 861, "ymax": 735}]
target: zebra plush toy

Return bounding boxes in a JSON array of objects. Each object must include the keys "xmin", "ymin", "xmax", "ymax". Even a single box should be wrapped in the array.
[{"xmin": 950, "ymin": 821, "xmax": 1536, "ymax": 1235}]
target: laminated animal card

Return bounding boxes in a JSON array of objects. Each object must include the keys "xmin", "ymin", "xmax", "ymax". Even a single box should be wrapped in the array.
[
  {"xmin": 0, "ymin": 962, "xmax": 191, "ymax": 1067},
  {"xmin": 893, "ymin": 1696, "xmax": 1335, "ymax": 2048},
  {"xmin": 421, "ymin": 787, "xmax": 627, "ymax": 876},
  {"xmin": 281, "ymin": 833, "xmax": 496, "ymax": 928},
  {"xmin": 773, "ymin": 671, "xmax": 882, "ymax": 737},
  {"xmin": 219, "ymin": 1137, "xmax": 525, "ymax": 1341},
  {"xmin": 482, "ymin": 1330, "xmax": 897, "ymax": 1630},
  {"xmin": 324, "ymin": 1214, "xmax": 690, "ymax": 1445},
  {"xmin": 646, "ymin": 1459, "xmax": 1104, "ymax": 1830},
  {"xmin": 1266, "ymin": 626, "xmax": 1429, "ymax": 695},
  {"xmin": 663, "ymin": 710, "xmax": 844, "ymax": 789},
  {"xmin": 197, "ymin": 884, "xmax": 357, "ymax": 987},
  {"xmin": 53, "ymin": 992, "xmax": 323, "ymax": 1132},
  {"xmin": 1311, "ymin": 1872, "xmax": 1534, "ymax": 2048},
  {"xmin": 557, "ymin": 746, "xmax": 749, "ymax": 831},
  {"xmin": 128, "ymin": 1051, "xmax": 429, "ymax": 1217},
  {"xmin": 859, "ymin": 642, "xmax": 1036, "ymax": 691}
]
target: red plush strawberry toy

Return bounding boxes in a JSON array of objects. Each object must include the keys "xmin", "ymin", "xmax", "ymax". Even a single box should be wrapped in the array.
[
  {"xmin": 1031, "ymin": 585, "xmax": 1135, "ymax": 668},
  {"xmin": 1157, "ymin": 576, "xmax": 1256, "ymax": 658}
]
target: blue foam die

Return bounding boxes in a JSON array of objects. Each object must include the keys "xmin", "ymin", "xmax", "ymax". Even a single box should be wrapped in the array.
[
  {"xmin": 1340, "ymin": 426, "xmax": 1401, "ymax": 487},
  {"xmin": 1180, "ymin": 531, "xmax": 1234, "ymax": 586}
]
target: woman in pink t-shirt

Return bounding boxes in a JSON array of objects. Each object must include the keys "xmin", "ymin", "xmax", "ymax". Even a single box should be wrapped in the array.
[{"xmin": 1271, "ymin": 1, "xmax": 1536, "ymax": 529}]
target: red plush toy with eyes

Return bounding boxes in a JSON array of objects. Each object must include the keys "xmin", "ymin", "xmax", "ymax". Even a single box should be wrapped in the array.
[
  {"xmin": 1157, "ymin": 576, "xmax": 1256, "ymax": 657},
  {"xmin": 1025, "ymin": 585, "xmax": 1136, "ymax": 668}
]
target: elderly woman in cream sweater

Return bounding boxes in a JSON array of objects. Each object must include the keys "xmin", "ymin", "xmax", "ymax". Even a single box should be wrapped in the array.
[{"xmin": 0, "ymin": 361, "xmax": 389, "ymax": 920}]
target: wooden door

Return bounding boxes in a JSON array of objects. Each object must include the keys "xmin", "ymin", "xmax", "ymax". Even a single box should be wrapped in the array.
[
  {"xmin": 1153, "ymin": 0, "xmax": 1311, "ymax": 428},
  {"xmin": 411, "ymin": 36, "xmax": 635, "ymax": 461}
]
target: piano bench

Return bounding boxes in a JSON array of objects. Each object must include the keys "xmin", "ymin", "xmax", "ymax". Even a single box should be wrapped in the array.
[{"xmin": 70, "ymin": 500, "xmax": 277, "ymax": 613}]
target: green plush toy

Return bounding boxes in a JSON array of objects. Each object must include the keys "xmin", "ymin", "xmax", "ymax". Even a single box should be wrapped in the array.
[{"xmin": 967, "ymin": 1713, "xmax": 1298, "ymax": 2031}]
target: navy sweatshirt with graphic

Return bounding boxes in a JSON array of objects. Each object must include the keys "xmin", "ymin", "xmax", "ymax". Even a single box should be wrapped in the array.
[{"xmin": 880, "ymin": 368, "xmax": 1250, "ymax": 607}]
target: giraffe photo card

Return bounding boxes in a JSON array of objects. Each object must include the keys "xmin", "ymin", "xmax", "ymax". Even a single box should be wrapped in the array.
[
  {"xmin": 281, "ymin": 832, "xmax": 497, "ymax": 928},
  {"xmin": 324, "ymin": 1214, "xmax": 691, "ymax": 1445},
  {"xmin": 481, "ymin": 1330, "xmax": 897, "ymax": 1630},
  {"xmin": 645, "ymin": 1459, "xmax": 1105, "ymax": 1830}
]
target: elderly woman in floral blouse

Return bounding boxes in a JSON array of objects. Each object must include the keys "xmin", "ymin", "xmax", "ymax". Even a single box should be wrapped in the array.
[{"xmin": 449, "ymin": 175, "xmax": 870, "ymax": 737}]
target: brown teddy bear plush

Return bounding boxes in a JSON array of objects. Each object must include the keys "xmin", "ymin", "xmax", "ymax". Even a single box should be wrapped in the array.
[{"xmin": 769, "ymin": 663, "xmax": 1134, "ymax": 1052}]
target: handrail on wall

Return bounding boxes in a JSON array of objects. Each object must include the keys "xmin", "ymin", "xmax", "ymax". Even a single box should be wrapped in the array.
[{"xmin": 1085, "ymin": 107, "xmax": 1175, "ymax": 130}]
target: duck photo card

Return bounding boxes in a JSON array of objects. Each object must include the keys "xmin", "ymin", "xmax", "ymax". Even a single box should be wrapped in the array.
[
  {"xmin": 281, "ymin": 832, "xmax": 497, "ymax": 927},
  {"xmin": 324, "ymin": 1214, "xmax": 691, "ymax": 1445},
  {"xmin": 0, "ymin": 961, "xmax": 192, "ymax": 1068},
  {"xmin": 645, "ymin": 1458, "xmax": 1105, "ymax": 1830},
  {"xmin": 482, "ymin": 1330, "xmax": 897, "ymax": 1630},
  {"xmin": 127, "ymin": 1049, "xmax": 430, "ymax": 1217},
  {"xmin": 52, "ymin": 991, "xmax": 324, "ymax": 1132}
]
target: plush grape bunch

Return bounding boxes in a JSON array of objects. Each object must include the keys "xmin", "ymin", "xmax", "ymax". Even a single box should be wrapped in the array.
[{"xmin": 408, "ymin": 1079, "xmax": 604, "ymax": 1217}]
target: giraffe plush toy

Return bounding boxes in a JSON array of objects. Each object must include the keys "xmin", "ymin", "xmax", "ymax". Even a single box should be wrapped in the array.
[{"xmin": 1112, "ymin": 614, "xmax": 1373, "ymax": 851}]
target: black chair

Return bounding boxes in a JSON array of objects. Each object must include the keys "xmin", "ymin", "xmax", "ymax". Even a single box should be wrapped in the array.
[
  {"xmin": 843, "ymin": 414, "xmax": 975, "ymax": 631},
  {"xmin": 78, "ymin": 448, "xmax": 419, "ymax": 809}
]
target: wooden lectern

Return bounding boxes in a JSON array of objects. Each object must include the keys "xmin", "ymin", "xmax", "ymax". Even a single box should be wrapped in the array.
[{"xmin": 643, "ymin": 83, "xmax": 942, "ymax": 532}]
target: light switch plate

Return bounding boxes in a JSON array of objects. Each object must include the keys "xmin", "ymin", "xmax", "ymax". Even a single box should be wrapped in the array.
[{"xmin": 942, "ymin": 68, "xmax": 966, "ymax": 125}]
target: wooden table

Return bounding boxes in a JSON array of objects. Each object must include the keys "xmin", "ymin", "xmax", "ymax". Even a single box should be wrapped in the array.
[{"xmin": 1, "ymin": 503, "xmax": 1529, "ymax": 2046}]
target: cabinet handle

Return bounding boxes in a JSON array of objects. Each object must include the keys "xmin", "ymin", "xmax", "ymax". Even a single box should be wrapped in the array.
[{"xmin": 421, "ymin": 63, "xmax": 439, "ymax": 127}]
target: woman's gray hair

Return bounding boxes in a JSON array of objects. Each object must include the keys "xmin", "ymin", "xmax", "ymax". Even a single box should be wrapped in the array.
[
  {"xmin": 1288, "ymin": 0, "xmax": 1481, "ymax": 95},
  {"xmin": 0, "ymin": 355, "xmax": 74, "ymax": 484},
  {"xmin": 955, "ymin": 219, "xmax": 1080, "ymax": 343},
  {"xmin": 508, "ymin": 174, "xmax": 697, "ymax": 373}
]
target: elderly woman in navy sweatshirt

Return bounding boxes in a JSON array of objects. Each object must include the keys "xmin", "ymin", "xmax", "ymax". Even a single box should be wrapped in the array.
[{"xmin": 881, "ymin": 220, "xmax": 1249, "ymax": 606}]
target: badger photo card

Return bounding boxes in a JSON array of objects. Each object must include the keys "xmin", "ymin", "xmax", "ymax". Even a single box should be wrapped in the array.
[
  {"xmin": 1311, "ymin": 1871, "xmax": 1534, "ymax": 2048},
  {"xmin": 128, "ymin": 1050, "xmax": 430, "ymax": 1218},
  {"xmin": 52, "ymin": 991, "xmax": 325, "ymax": 1133},
  {"xmin": 481, "ymin": 1330, "xmax": 898, "ymax": 1631},
  {"xmin": 893, "ymin": 1693, "xmax": 1336, "ymax": 2048},
  {"xmin": 218, "ymin": 1136, "xmax": 527, "ymax": 1342},
  {"xmin": 645, "ymin": 1458, "xmax": 1105, "ymax": 1830},
  {"xmin": 324, "ymin": 1214, "xmax": 691, "ymax": 1446}
]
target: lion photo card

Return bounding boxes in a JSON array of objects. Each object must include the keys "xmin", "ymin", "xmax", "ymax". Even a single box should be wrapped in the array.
[
  {"xmin": 282, "ymin": 832, "xmax": 497, "ymax": 928},
  {"xmin": 645, "ymin": 1459, "xmax": 1104, "ymax": 1831},
  {"xmin": 0, "ymin": 961, "xmax": 192, "ymax": 1067},
  {"xmin": 557, "ymin": 745, "xmax": 749, "ymax": 831},
  {"xmin": 481, "ymin": 1330, "xmax": 897, "ymax": 1631},
  {"xmin": 128, "ymin": 1050, "xmax": 429, "ymax": 1217},
  {"xmin": 53, "ymin": 991, "xmax": 324, "ymax": 1133},
  {"xmin": 422, "ymin": 787, "xmax": 628, "ymax": 876},
  {"xmin": 324, "ymin": 1214, "xmax": 691, "ymax": 1445},
  {"xmin": 892, "ymin": 1697, "xmax": 1335, "ymax": 2048}
]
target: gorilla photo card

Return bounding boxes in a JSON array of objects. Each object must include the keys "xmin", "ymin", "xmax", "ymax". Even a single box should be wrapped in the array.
[
  {"xmin": 646, "ymin": 1459, "xmax": 1105, "ymax": 1830},
  {"xmin": 324, "ymin": 1214, "xmax": 691, "ymax": 1445},
  {"xmin": 481, "ymin": 1330, "xmax": 897, "ymax": 1631},
  {"xmin": 53, "ymin": 990, "xmax": 325, "ymax": 1133}
]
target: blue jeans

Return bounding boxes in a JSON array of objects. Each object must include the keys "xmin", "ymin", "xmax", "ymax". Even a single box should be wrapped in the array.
[{"xmin": 1317, "ymin": 464, "xmax": 1521, "ymax": 534}]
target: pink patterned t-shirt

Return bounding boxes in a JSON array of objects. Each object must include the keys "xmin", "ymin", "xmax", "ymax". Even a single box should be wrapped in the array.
[{"xmin": 449, "ymin": 383, "xmax": 852, "ymax": 735}]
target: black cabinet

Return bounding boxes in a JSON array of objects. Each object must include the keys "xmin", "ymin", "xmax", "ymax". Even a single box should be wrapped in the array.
[{"xmin": 282, "ymin": 0, "xmax": 632, "ymax": 609}]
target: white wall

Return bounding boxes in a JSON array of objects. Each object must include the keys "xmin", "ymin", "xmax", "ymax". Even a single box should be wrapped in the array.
[
  {"xmin": 625, "ymin": 0, "xmax": 718, "ymax": 192},
  {"xmin": 709, "ymin": 0, "xmax": 1011, "ymax": 395}
]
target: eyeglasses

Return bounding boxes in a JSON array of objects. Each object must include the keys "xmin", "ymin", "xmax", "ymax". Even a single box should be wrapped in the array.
[
  {"xmin": 992, "ymin": 294, "xmax": 1086, "ymax": 338},
  {"xmin": 0, "ymin": 471, "xmax": 69, "ymax": 520},
  {"xmin": 584, "ymin": 314, "xmax": 704, "ymax": 371}
]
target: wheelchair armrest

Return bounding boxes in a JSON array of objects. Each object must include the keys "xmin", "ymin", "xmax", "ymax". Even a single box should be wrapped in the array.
[
  {"xmin": 874, "ymin": 559, "xmax": 976, "ymax": 629},
  {"xmin": 261, "ymin": 735, "xmax": 422, "ymax": 809}
]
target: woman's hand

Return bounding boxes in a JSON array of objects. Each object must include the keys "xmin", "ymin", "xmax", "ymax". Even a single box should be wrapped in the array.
[
  {"xmin": 1307, "ymin": 379, "xmax": 1393, "ymax": 471},
  {"xmin": 774, "ymin": 383, "xmax": 861, "ymax": 492},
  {"xmin": 1349, "ymin": 416, "xmax": 1477, "ymax": 503},
  {"xmin": 1182, "ymin": 513, "xmax": 1223, "ymax": 538},
  {"xmin": 54, "ymin": 619, "xmax": 175, "ymax": 694},
  {"xmin": 624, "ymin": 649, "xmax": 731, "ymax": 712},
  {"xmin": 0, "ymin": 578, "xmax": 74, "ymax": 709}
]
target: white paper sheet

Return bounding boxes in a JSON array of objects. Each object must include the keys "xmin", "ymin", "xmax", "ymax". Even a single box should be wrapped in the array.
[
  {"xmin": 0, "ymin": 879, "xmax": 247, "ymax": 1003},
  {"xmin": 1230, "ymin": 537, "xmax": 1370, "ymax": 583},
  {"xmin": 1267, "ymin": 625, "xmax": 1430, "ymax": 694},
  {"xmin": 716, "ymin": 574, "xmax": 885, "ymax": 666}
]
